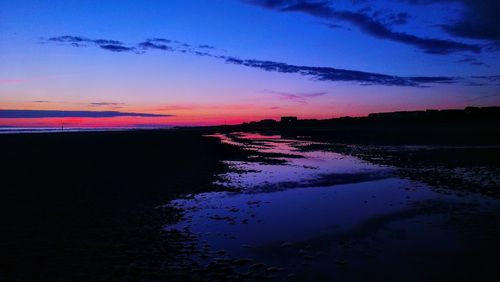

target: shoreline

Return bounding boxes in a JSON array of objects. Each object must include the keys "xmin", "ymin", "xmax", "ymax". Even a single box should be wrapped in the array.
[{"xmin": 2, "ymin": 129, "xmax": 499, "ymax": 281}]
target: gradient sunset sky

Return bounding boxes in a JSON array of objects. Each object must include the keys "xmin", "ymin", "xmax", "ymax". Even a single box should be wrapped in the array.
[{"xmin": 1, "ymin": 0, "xmax": 499, "ymax": 127}]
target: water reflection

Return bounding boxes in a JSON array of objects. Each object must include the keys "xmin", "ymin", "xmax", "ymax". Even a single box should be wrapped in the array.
[{"xmin": 164, "ymin": 132, "xmax": 498, "ymax": 281}]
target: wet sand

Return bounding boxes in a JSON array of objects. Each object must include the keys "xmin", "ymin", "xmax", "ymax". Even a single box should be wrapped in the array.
[
  {"xmin": 161, "ymin": 132, "xmax": 500, "ymax": 281},
  {"xmin": 2, "ymin": 129, "xmax": 499, "ymax": 281}
]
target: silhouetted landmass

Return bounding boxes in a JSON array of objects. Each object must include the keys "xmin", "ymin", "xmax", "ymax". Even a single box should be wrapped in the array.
[{"xmin": 206, "ymin": 106, "xmax": 500, "ymax": 145}]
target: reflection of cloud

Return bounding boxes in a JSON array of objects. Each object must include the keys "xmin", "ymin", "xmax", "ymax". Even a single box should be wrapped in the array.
[{"xmin": 0, "ymin": 109, "xmax": 172, "ymax": 118}]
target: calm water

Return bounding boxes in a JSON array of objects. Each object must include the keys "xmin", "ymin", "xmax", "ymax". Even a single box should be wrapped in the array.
[{"xmin": 164, "ymin": 132, "xmax": 498, "ymax": 281}]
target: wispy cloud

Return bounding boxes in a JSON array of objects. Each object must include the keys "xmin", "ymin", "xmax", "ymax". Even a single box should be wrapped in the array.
[
  {"xmin": 155, "ymin": 104, "xmax": 254, "ymax": 111},
  {"xmin": 99, "ymin": 44, "xmax": 135, "ymax": 52},
  {"xmin": 48, "ymin": 35, "xmax": 123, "ymax": 45},
  {"xmin": 156, "ymin": 105, "xmax": 197, "ymax": 111},
  {"xmin": 43, "ymin": 35, "xmax": 499, "ymax": 87},
  {"xmin": 243, "ymin": 0, "xmax": 482, "ymax": 54},
  {"xmin": 0, "ymin": 77, "xmax": 51, "ymax": 84},
  {"xmin": 402, "ymin": 0, "xmax": 500, "ymax": 44},
  {"xmin": 465, "ymin": 93, "xmax": 500, "ymax": 102},
  {"xmin": 266, "ymin": 90, "xmax": 327, "ymax": 104},
  {"xmin": 198, "ymin": 44, "xmax": 216, "ymax": 49},
  {"xmin": 455, "ymin": 55, "xmax": 487, "ymax": 67},
  {"xmin": 45, "ymin": 36, "xmax": 218, "ymax": 55},
  {"xmin": 88, "ymin": 102, "xmax": 125, "ymax": 107},
  {"xmin": 0, "ymin": 109, "xmax": 172, "ymax": 118},
  {"xmin": 223, "ymin": 57, "xmax": 457, "ymax": 86}
]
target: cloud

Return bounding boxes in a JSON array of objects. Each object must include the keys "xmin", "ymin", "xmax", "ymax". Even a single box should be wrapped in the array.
[
  {"xmin": 470, "ymin": 75, "xmax": 500, "ymax": 84},
  {"xmin": 243, "ymin": 0, "xmax": 481, "ymax": 54},
  {"xmin": 44, "ymin": 35, "xmax": 498, "ymax": 87},
  {"xmin": 402, "ymin": 0, "xmax": 500, "ymax": 44},
  {"xmin": 223, "ymin": 56, "xmax": 457, "ymax": 86},
  {"xmin": 380, "ymin": 11, "xmax": 410, "ymax": 26},
  {"xmin": 0, "ymin": 77, "xmax": 50, "ymax": 84},
  {"xmin": 46, "ymin": 36, "xmax": 219, "ymax": 56},
  {"xmin": 48, "ymin": 35, "xmax": 123, "ymax": 45},
  {"xmin": 48, "ymin": 35, "xmax": 139, "ymax": 53},
  {"xmin": 88, "ymin": 102, "xmax": 125, "ymax": 107},
  {"xmin": 148, "ymin": 38, "xmax": 175, "ymax": 44},
  {"xmin": 138, "ymin": 41, "xmax": 175, "ymax": 51},
  {"xmin": 323, "ymin": 23, "xmax": 345, "ymax": 29},
  {"xmin": 0, "ymin": 110, "xmax": 172, "ymax": 118},
  {"xmin": 455, "ymin": 55, "xmax": 487, "ymax": 66},
  {"xmin": 32, "ymin": 100, "xmax": 49, "ymax": 103},
  {"xmin": 199, "ymin": 44, "xmax": 216, "ymax": 49},
  {"xmin": 156, "ymin": 105, "xmax": 197, "ymax": 111},
  {"xmin": 155, "ymin": 104, "xmax": 254, "ymax": 111},
  {"xmin": 465, "ymin": 93, "xmax": 500, "ymax": 102},
  {"xmin": 99, "ymin": 44, "xmax": 136, "ymax": 52},
  {"xmin": 266, "ymin": 90, "xmax": 327, "ymax": 104}
]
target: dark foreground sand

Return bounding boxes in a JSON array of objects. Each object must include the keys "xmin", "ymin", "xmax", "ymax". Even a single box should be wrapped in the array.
[
  {"xmin": 1, "ymin": 128, "xmax": 499, "ymax": 281},
  {"xmin": 0, "ymin": 129, "xmax": 250, "ymax": 281}
]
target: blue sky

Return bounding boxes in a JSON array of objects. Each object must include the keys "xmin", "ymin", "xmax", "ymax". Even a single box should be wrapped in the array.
[{"xmin": 1, "ymin": 0, "xmax": 499, "ymax": 126}]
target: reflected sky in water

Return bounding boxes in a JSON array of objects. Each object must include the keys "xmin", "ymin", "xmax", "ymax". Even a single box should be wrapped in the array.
[{"xmin": 164, "ymin": 132, "xmax": 498, "ymax": 280}]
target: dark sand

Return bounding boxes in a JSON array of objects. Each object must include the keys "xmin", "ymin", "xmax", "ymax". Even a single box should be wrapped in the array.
[
  {"xmin": 1, "ymin": 128, "xmax": 499, "ymax": 281},
  {"xmin": 0, "ymin": 129, "xmax": 250, "ymax": 281}
]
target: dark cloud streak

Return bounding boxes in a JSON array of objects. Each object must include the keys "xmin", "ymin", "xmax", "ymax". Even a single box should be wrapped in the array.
[
  {"xmin": 44, "ymin": 35, "xmax": 497, "ymax": 87},
  {"xmin": 267, "ymin": 91, "xmax": 327, "ymax": 104},
  {"xmin": 244, "ymin": 0, "xmax": 481, "ymax": 54},
  {"xmin": 222, "ymin": 56, "xmax": 456, "ymax": 86},
  {"xmin": 88, "ymin": 102, "xmax": 125, "ymax": 107},
  {"xmin": 99, "ymin": 44, "xmax": 135, "ymax": 52},
  {"xmin": 402, "ymin": 0, "xmax": 500, "ymax": 44},
  {"xmin": 0, "ymin": 110, "xmax": 172, "ymax": 118},
  {"xmin": 48, "ymin": 35, "xmax": 123, "ymax": 45}
]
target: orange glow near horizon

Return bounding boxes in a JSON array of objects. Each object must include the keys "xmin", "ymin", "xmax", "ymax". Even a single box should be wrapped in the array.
[
  {"xmin": 0, "ymin": 113, "xmax": 336, "ymax": 128},
  {"xmin": 0, "ymin": 100, "xmax": 365, "ymax": 127}
]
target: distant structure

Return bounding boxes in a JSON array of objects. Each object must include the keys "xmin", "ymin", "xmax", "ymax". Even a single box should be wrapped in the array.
[
  {"xmin": 367, "ymin": 106, "xmax": 500, "ymax": 119},
  {"xmin": 280, "ymin": 116, "xmax": 298, "ymax": 124},
  {"xmin": 236, "ymin": 107, "xmax": 500, "ymax": 129},
  {"xmin": 259, "ymin": 119, "xmax": 278, "ymax": 126}
]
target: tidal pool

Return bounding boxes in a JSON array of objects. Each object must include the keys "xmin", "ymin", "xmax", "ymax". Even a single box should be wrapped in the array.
[{"xmin": 163, "ymin": 132, "xmax": 499, "ymax": 281}]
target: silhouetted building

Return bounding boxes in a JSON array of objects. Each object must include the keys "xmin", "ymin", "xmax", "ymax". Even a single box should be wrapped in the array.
[
  {"xmin": 366, "ymin": 107, "xmax": 500, "ymax": 121},
  {"xmin": 280, "ymin": 116, "xmax": 298, "ymax": 124},
  {"xmin": 259, "ymin": 119, "xmax": 278, "ymax": 126}
]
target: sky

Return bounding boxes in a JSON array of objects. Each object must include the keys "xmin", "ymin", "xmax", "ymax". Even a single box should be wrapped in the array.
[{"xmin": 1, "ymin": 0, "xmax": 499, "ymax": 127}]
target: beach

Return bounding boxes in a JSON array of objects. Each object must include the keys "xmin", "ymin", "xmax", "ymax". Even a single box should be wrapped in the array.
[
  {"xmin": 1, "ymin": 129, "xmax": 248, "ymax": 281},
  {"xmin": 1, "ymin": 129, "xmax": 499, "ymax": 281}
]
